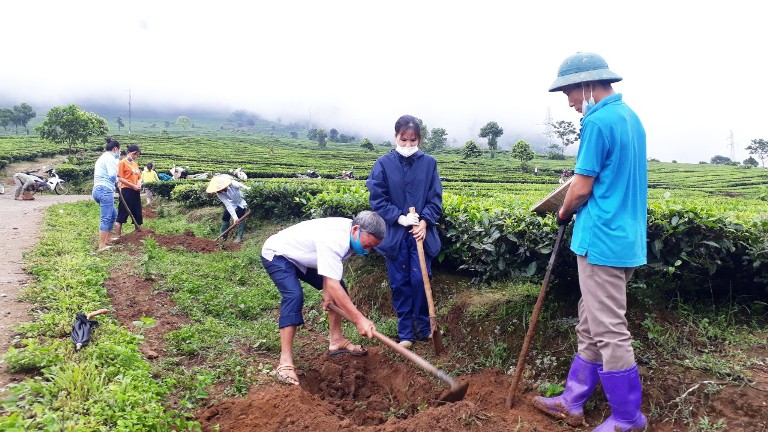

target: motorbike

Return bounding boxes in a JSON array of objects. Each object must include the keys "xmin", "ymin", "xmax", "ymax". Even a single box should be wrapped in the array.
[{"xmin": 19, "ymin": 168, "xmax": 68, "ymax": 195}]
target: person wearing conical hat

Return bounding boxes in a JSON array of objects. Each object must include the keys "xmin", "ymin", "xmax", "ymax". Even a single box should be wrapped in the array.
[
  {"xmin": 206, "ymin": 174, "xmax": 250, "ymax": 242},
  {"xmin": 532, "ymin": 52, "xmax": 648, "ymax": 431}
]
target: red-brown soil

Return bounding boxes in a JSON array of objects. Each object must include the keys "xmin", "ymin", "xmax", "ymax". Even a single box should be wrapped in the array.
[
  {"xmin": 112, "ymin": 227, "xmax": 241, "ymax": 253},
  {"xmin": 105, "ymin": 266, "xmax": 190, "ymax": 360}
]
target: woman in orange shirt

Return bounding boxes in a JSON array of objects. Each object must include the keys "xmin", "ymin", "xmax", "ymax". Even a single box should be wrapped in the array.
[{"xmin": 115, "ymin": 144, "xmax": 143, "ymax": 236}]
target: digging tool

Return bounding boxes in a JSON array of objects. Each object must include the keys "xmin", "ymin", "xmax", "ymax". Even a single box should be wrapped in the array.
[
  {"xmin": 409, "ymin": 207, "xmax": 445, "ymax": 355},
  {"xmin": 117, "ymin": 186, "xmax": 142, "ymax": 232},
  {"xmin": 215, "ymin": 209, "xmax": 252, "ymax": 240},
  {"xmin": 506, "ymin": 224, "xmax": 566, "ymax": 408},
  {"xmin": 326, "ymin": 302, "xmax": 468, "ymax": 403}
]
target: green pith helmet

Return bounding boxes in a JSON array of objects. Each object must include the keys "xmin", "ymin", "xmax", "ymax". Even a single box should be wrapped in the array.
[{"xmin": 549, "ymin": 52, "xmax": 622, "ymax": 92}]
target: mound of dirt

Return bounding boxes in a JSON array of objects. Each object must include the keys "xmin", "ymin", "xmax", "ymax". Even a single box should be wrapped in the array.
[
  {"xmin": 198, "ymin": 350, "xmax": 570, "ymax": 432},
  {"xmin": 113, "ymin": 227, "xmax": 240, "ymax": 253}
]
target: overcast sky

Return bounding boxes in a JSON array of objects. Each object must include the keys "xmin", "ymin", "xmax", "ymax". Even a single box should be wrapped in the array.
[{"xmin": 2, "ymin": 1, "xmax": 766, "ymax": 163}]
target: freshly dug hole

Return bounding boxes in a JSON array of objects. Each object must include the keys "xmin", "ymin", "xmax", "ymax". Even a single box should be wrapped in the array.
[{"xmin": 300, "ymin": 350, "xmax": 439, "ymax": 426}]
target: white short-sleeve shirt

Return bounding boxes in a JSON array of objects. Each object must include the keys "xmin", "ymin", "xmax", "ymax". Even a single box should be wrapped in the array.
[{"xmin": 261, "ymin": 218, "xmax": 353, "ymax": 281}]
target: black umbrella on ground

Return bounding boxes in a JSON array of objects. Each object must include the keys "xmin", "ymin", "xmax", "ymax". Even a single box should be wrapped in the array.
[{"xmin": 71, "ymin": 309, "xmax": 110, "ymax": 351}]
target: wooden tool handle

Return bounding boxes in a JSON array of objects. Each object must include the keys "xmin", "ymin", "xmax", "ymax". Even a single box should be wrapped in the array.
[
  {"xmin": 326, "ymin": 303, "xmax": 456, "ymax": 387},
  {"xmin": 409, "ymin": 207, "xmax": 437, "ymax": 320},
  {"xmin": 117, "ymin": 186, "xmax": 142, "ymax": 231},
  {"xmin": 506, "ymin": 224, "xmax": 566, "ymax": 408},
  {"xmin": 215, "ymin": 209, "xmax": 252, "ymax": 240}
]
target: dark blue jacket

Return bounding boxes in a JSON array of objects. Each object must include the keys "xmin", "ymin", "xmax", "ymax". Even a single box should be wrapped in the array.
[{"xmin": 366, "ymin": 149, "xmax": 443, "ymax": 259}]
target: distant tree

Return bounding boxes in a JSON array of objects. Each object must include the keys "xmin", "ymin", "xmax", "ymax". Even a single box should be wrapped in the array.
[
  {"xmin": 743, "ymin": 156, "xmax": 759, "ymax": 167},
  {"xmin": 338, "ymin": 133, "xmax": 349, "ymax": 143},
  {"xmin": 479, "ymin": 121, "xmax": 503, "ymax": 158},
  {"xmin": 462, "ymin": 140, "xmax": 482, "ymax": 159},
  {"xmin": 552, "ymin": 120, "xmax": 579, "ymax": 151},
  {"xmin": 425, "ymin": 127, "xmax": 447, "ymax": 152},
  {"xmin": 12, "ymin": 103, "xmax": 36, "ymax": 134},
  {"xmin": 417, "ymin": 118, "xmax": 429, "ymax": 143},
  {"xmin": 329, "ymin": 128, "xmax": 339, "ymax": 142},
  {"xmin": 164, "ymin": 120, "xmax": 171, "ymax": 128},
  {"xmin": 36, "ymin": 104, "xmax": 108, "ymax": 153},
  {"xmin": 290, "ymin": 131, "xmax": 298, "ymax": 139},
  {"xmin": 307, "ymin": 128, "xmax": 318, "ymax": 140},
  {"xmin": 316, "ymin": 128, "xmax": 328, "ymax": 148},
  {"xmin": 745, "ymin": 138, "xmax": 768, "ymax": 167},
  {"xmin": 648, "ymin": 158, "xmax": 661, "ymax": 162},
  {"xmin": 710, "ymin": 155, "xmax": 732, "ymax": 165},
  {"xmin": 382, "ymin": 140, "xmax": 392, "ymax": 147},
  {"xmin": 671, "ymin": 160, "xmax": 677, "ymax": 163},
  {"xmin": 0, "ymin": 108, "xmax": 12, "ymax": 131},
  {"xmin": 510, "ymin": 139, "xmax": 535, "ymax": 164},
  {"xmin": 176, "ymin": 116, "xmax": 191, "ymax": 132},
  {"xmin": 360, "ymin": 138, "xmax": 375, "ymax": 151},
  {"xmin": 117, "ymin": 117, "xmax": 124, "ymax": 131},
  {"xmin": 230, "ymin": 110, "xmax": 259, "ymax": 127},
  {"xmin": 547, "ymin": 143, "xmax": 566, "ymax": 160}
]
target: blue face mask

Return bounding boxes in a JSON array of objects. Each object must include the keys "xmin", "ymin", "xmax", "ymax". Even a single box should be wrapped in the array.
[
  {"xmin": 112, "ymin": 152, "xmax": 120, "ymax": 159},
  {"xmin": 581, "ymin": 84, "xmax": 595, "ymax": 116},
  {"xmin": 349, "ymin": 230, "xmax": 368, "ymax": 256}
]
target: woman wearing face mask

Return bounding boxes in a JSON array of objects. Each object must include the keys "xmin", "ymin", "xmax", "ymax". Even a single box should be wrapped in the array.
[
  {"xmin": 114, "ymin": 144, "xmax": 143, "ymax": 237},
  {"xmin": 366, "ymin": 114, "xmax": 443, "ymax": 348},
  {"xmin": 92, "ymin": 137, "xmax": 121, "ymax": 251}
]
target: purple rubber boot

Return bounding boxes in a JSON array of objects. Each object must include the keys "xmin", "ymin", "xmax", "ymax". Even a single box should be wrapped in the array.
[
  {"xmin": 593, "ymin": 364, "xmax": 647, "ymax": 431},
  {"xmin": 532, "ymin": 354, "xmax": 601, "ymax": 427}
]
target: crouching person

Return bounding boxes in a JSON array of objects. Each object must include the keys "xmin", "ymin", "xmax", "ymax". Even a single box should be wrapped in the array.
[
  {"xmin": 206, "ymin": 174, "xmax": 250, "ymax": 242},
  {"xmin": 13, "ymin": 172, "xmax": 38, "ymax": 200},
  {"xmin": 261, "ymin": 210, "xmax": 386, "ymax": 386}
]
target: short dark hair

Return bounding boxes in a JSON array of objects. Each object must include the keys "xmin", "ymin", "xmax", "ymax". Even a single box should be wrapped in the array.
[
  {"xmin": 146, "ymin": 162, "xmax": 154, "ymax": 170},
  {"xmin": 394, "ymin": 115, "xmax": 421, "ymax": 141},
  {"xmin": 105, "ymin": 137, "xmax": 120, "ymax": 151},
  {"xmin": 127, "ymin": 144, "xmax": 140, "ymax": 154}
]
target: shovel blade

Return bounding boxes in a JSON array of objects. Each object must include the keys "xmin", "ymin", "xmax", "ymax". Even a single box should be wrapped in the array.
[
  {"xmin": 437, "ymin": 380, "xmax": 469, "ymax": 404},
  {"xmin": 431, "ymin": 327, "xmax": 445, "ymax": 356}
]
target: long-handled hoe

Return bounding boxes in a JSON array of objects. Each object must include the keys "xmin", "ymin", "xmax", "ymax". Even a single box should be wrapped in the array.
[
  {"xmin": 117, "ymin": 187, "xmax": 142, "ymax": 232},
  {"xmin": 326, "ymin": 303, "xmax": 469, "ymax": 403},
  {"xmin": 409, "ymin": 207, "xmax": 445, "ymax": 355},
  {"xmin": 506, "ymin": 224, "xmax": 566, "ymax": 408},
  {"xmin": 215, "ymin": 209, "xmax": 252, "ymax": 240}
]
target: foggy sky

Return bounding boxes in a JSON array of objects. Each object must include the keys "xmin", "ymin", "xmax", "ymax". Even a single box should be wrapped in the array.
[{"xmin": 2, "ymin": 1, "xmax": 766, "ymax": 163}]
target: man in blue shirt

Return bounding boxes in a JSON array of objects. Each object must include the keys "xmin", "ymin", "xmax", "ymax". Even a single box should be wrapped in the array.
[{"xmin": 532, "ymin": 52, "xmax": 647, "ymax": 432}]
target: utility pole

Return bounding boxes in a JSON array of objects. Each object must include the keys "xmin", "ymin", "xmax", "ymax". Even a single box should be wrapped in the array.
[
  {"xmin": 128, "ymin": 89, "xmax": 132, "ymax": 135},
  {"xmin": 543, "ymin": 108, "xmax": 554, "ymax": 148},
  {"xmin": 727, "ymin": 130, "xmax": 735, "ymax": 161}
]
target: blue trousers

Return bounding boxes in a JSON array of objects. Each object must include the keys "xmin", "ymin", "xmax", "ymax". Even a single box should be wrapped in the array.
[
  {"xmin": 92, "ymin": 186, "xmax": 117, "ymax": 232},
  {"xmin": 386, "ymin": 234, "xmax": 431, "ymax": 342},
  {"xmin": 261, "ymin": 255, "xmax": 347, "ymax": 329}
]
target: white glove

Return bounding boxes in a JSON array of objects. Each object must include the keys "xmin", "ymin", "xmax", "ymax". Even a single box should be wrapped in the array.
[{"xmin": 397, "ymin": 213, "xmax": 420, "ymax": 227}]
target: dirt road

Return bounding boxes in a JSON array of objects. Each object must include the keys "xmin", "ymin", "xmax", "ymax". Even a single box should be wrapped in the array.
[{"xmin": 0, "ymin": 159, "xmax": 91, "ymax": 393}]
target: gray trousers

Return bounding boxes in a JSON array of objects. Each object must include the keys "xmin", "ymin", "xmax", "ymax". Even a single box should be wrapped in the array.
[
  {"xmin": 575, "ymin": 255, "xmax": 636, "ymax": 371},
  {"xmin": 13, "ymin": 173, "xmax": 37, "ymax": 198}
]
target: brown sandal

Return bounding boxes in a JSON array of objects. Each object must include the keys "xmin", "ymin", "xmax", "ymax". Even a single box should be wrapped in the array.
[{"xmin": 275, "ymin": 364, "xmax": 299, "ymax": 385}]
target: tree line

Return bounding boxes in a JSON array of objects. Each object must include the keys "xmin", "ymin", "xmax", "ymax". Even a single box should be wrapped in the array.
[{"xmin": 0, "ymin": 103, "xmax": 36, "ymax": 134}]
